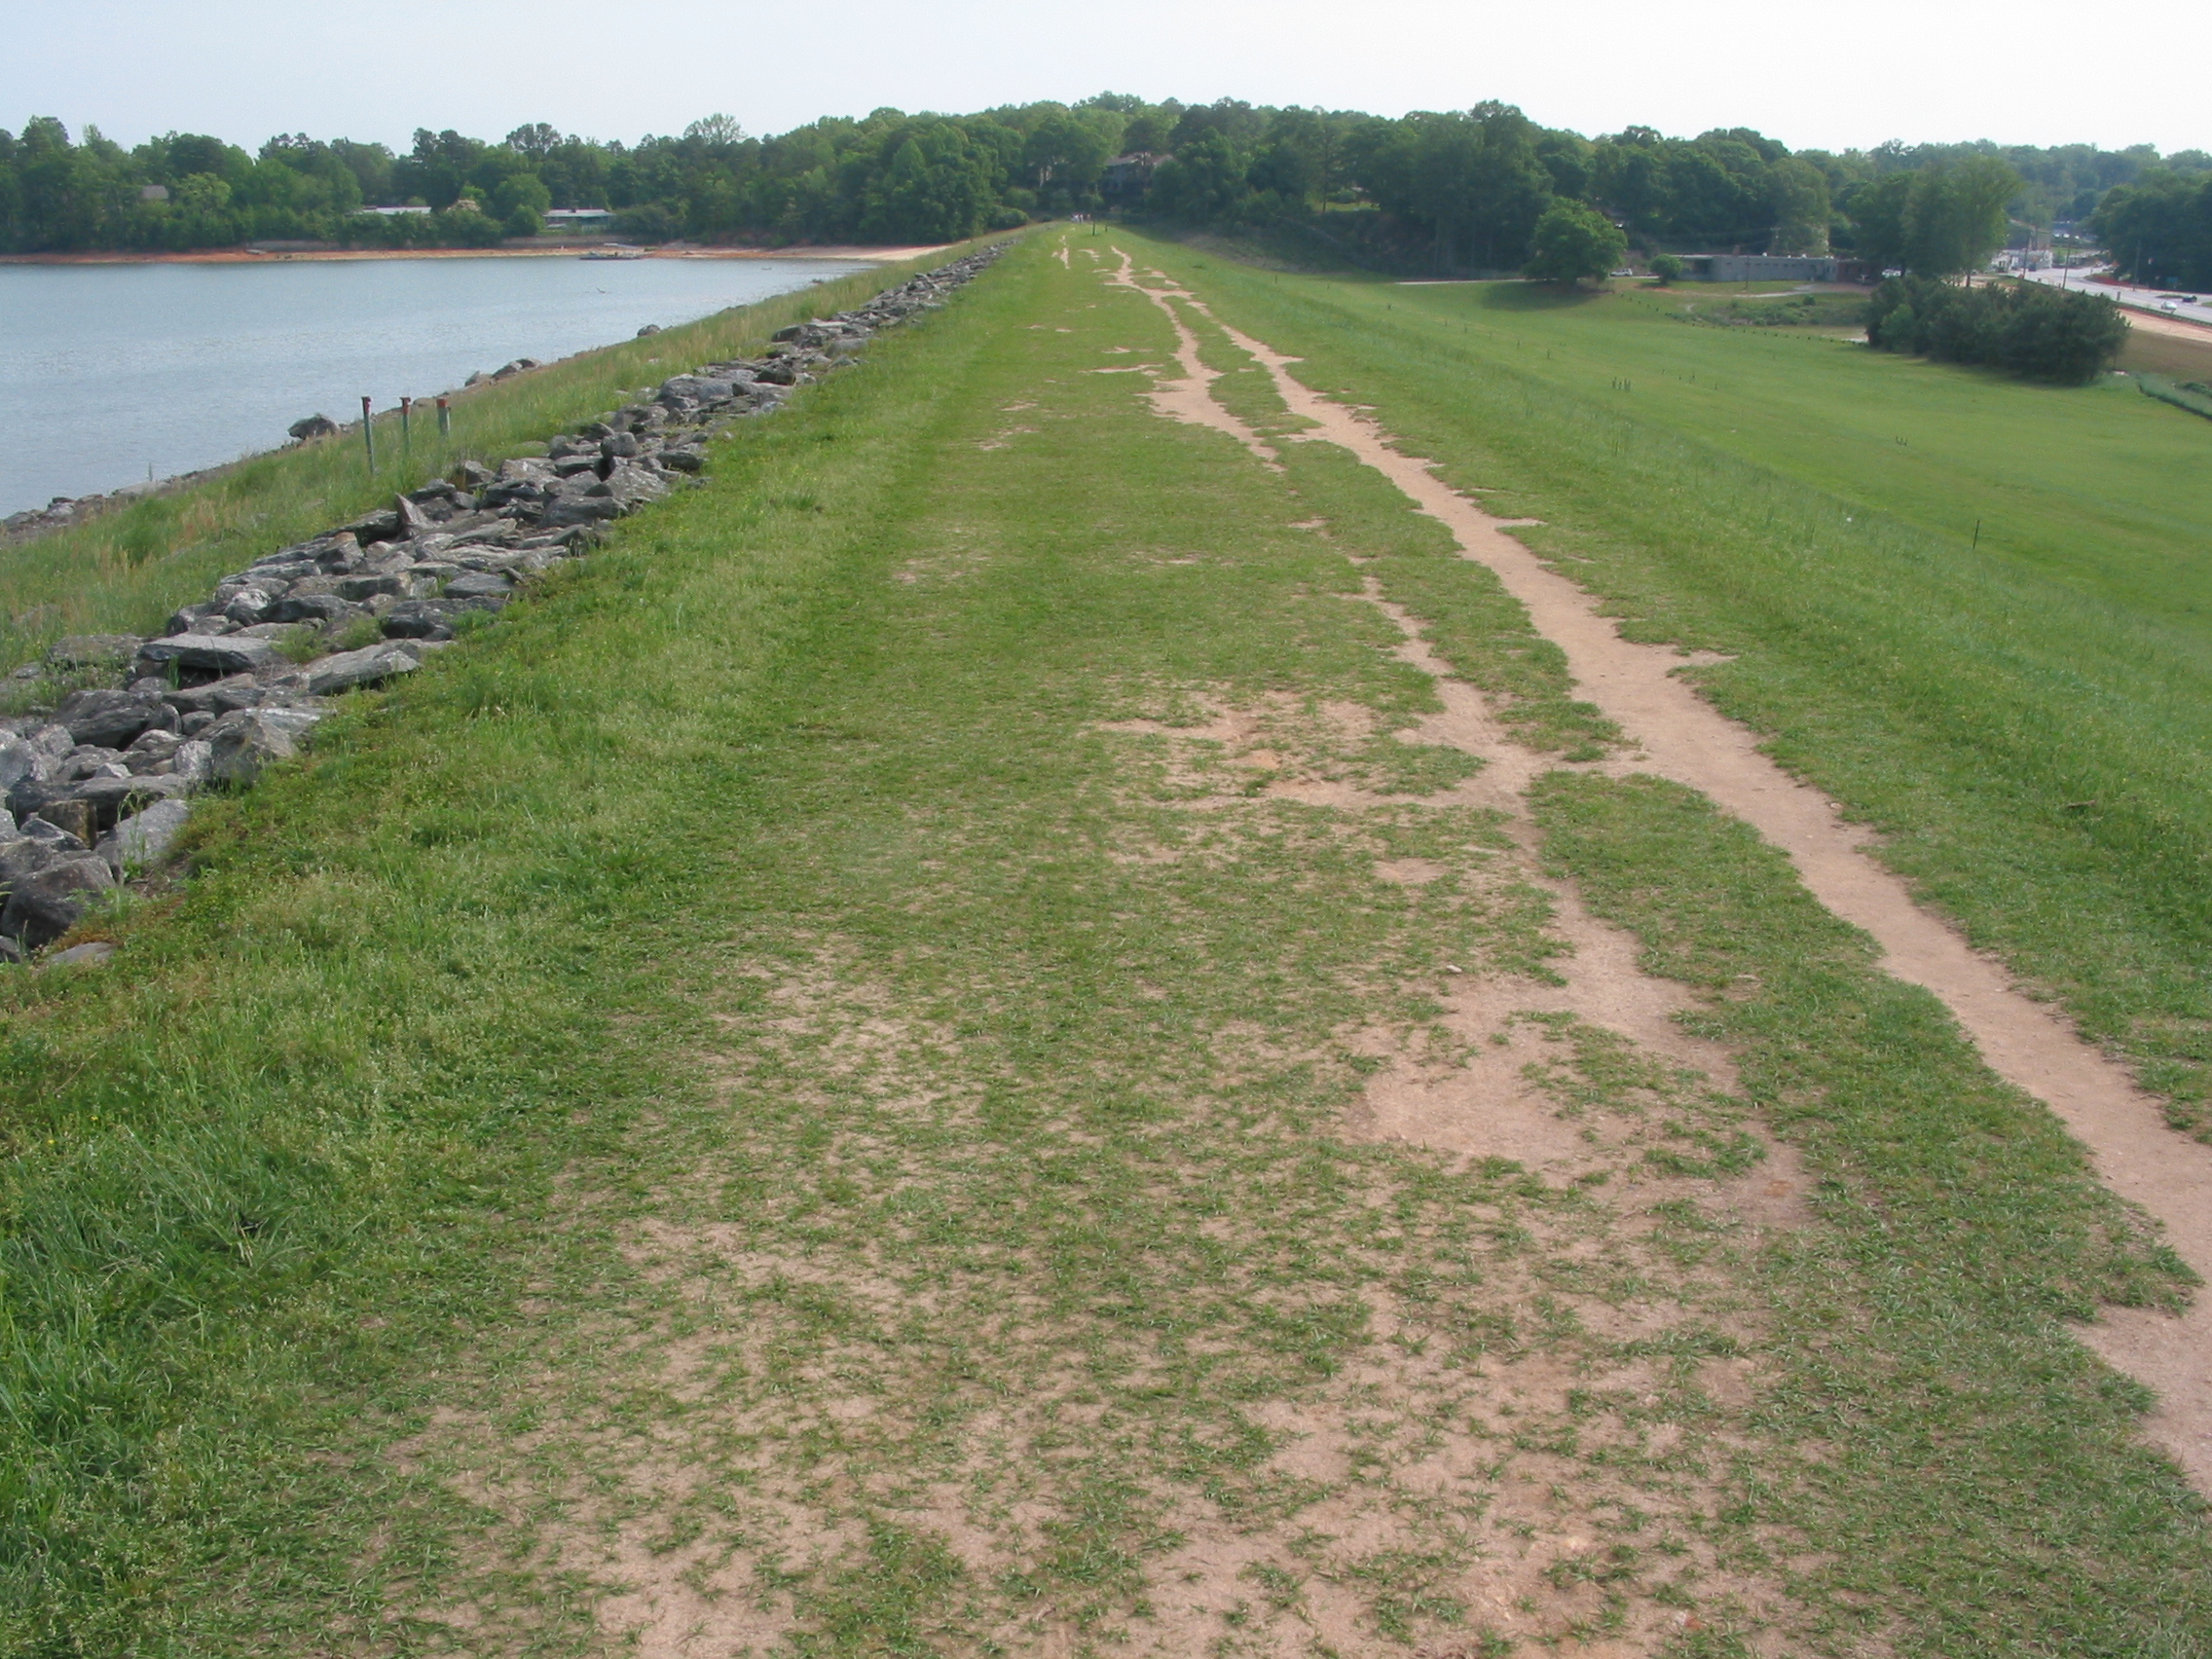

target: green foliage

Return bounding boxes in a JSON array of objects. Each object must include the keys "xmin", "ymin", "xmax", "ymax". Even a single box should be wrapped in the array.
[
  {"xmin": 1867, "ymin": 275, "xmax": 2127, "ymax": 382},
  {"xmin": 1524, "ymin": 200, "xmax": 1627, "ymax": 284},
  {"xmin": 1848, "ymin": 156, "xmax": 2022, "ymax": 276},
  {"xmin": 2092, "ymin": 168, "xmax": 2212, "ymax": 286},
  {"xmin": 1763, "ymin": 156, "xmax": 1830, "ymax": 254},
  {"xmin": 1647, "ymin": 252, "xmax": 1685, "ymax": 283}
]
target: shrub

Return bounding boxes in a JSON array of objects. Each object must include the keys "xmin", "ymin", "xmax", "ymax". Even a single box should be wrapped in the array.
[
  {"xmin": 1866, "ymin": 276, "xmax": 2126, "ymax": 384},
  {"xmin": 1525, "ymin": 202, "xmax": 1627, "ymax": 286},
  {"xmin": 1648, "ymin": 252, "xmax": 1685, "ymax": 284},
  {"xmin": 612, "ymin": 202, "xmax": 679, "ymax": 242}
]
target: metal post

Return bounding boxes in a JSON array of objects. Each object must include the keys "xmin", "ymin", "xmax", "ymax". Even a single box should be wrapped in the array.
[
  {"xmin": 399, "ymin": 395, "xmax": 413, "ymax": 459},
  {"xmin": 361, "ymin": 395, "xmax": 376, "ymax": 474},
  {"xmin": 436, "ymin": 396, "xmax": 451, "ymax": 437}
]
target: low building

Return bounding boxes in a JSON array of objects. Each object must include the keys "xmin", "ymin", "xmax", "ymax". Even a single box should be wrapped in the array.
[
  {"xmin": 1679, "ymin": 253, "xmax": 1840, "ymax": 283},
  {"xmin": 363, "ymin": 204, "xmax": 433, "ymax": 216},
  {"xmin": 545, "ymin": 208, "xmax": 615, "ymax": 230},
  {"xmin": 138, "ymin": 184, "xmax": 168, "ymax": 203}
]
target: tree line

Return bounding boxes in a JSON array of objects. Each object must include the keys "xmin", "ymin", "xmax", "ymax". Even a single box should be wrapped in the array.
[{"xmin": 2, "ymin": 97, "xmax": 2204, "ymax": 274}]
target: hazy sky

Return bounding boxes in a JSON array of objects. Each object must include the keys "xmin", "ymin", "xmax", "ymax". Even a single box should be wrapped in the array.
[{"xmin": 4, "ymin": 0, "xmax": 2195, "ymax": 158}]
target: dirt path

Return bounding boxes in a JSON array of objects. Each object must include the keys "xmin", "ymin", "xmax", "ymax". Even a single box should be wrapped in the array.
[{"xmin": 1106, "ymin": 250, "xmax": 2212, "ymax": 1493}]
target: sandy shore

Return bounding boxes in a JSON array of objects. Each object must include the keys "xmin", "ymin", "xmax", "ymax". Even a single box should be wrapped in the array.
[{"xmin": 0, "ymin": 241, "xmax": 951, "ymax": 268}]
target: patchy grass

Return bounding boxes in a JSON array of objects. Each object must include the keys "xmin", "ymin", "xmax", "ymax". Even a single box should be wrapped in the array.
[
  {"xmin": 8, "ymin": 228, "xmax": 2212, "ymax": 1659},
  {"xmin": 1154, "ymin": 246, "xmax": 2212, "ymax": 1137}
]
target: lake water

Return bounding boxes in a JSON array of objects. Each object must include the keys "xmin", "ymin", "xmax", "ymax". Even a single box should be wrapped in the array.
[{"xmin": 0, "ymin": 254, "xmax": 868, "ymax": 518}]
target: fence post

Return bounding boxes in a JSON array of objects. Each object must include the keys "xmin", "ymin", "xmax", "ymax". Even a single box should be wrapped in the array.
[
  {"xmin": 361, "ymin": 395, "xmax": 376, "ymax": 474},
  {"xmin": 436, "ymin": 396, "xmax": 451, "ymax": 438},
  {"xmin": 399, "ymin": 395, "xmax": 413, "ymax": 459}
]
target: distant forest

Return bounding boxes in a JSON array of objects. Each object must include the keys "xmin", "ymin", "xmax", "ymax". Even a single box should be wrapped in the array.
[{"xmin": 3, "ymin": 96, "xmax": 2207, "ymax": 283}]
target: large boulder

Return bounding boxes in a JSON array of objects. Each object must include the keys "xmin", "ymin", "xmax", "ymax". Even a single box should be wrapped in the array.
[
  {"xmin": 135, "ymin": 634, "xmax": 280, "ymax": 681},
  {"xmin": 67, "ymin": 773, "xmax": 189, "ymax": 831},
  {"xmin": 288, "ymin": 641, "xmax": 421, "ymax": 698},
  {"xmin": 1, "ymin": 856, "xmax": 113, "ymax": 948},
  {"xmin": 288, "ymin": 414, "xmax": 339, "ymax": 443},
  {"xmin": 205, "ymin": 707, "xmax": 323, "ymax": 787},
  {"xmin": 0, "ymin": 733, "xmax": 42, "ymax": 793},
  {"xmin": 54, "ymin": 686, "xmax": 177, "ymax": 750},
  {"xmin": 99, "ymin": 797, "xmax": 193, "ymax": 870},
  {"xmin": 441, "ymin": 571, "xmax": 515, "ymax": 601}
]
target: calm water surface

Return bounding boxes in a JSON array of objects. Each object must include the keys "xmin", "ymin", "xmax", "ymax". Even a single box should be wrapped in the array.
[{"xmin": 0, "ymin": 254, "xmax": 866, "ymax": 517}]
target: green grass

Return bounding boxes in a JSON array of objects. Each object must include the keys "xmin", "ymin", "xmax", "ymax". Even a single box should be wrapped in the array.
[
  {"xmin": 6, "ymin": 229, "xmax": 2212, "ymax": 1659},
  {"xmin": 1150, "ymin": 248, "xmax": 2212, "ymax": 1134},
  {"xmin": 0, "ymin": 247, "xmax": 973, "ymax": 678}
]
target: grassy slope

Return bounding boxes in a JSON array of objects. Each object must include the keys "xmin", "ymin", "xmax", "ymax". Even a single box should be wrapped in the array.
[
  {"xmin": 0, "ymin": 252, "xmax": 959, "ymax": 682},
  {"xmin": 5, "ymin": 232, "xmax": 2210, "ymax": 1658},
  {"xmin": 1162, "ymin": 265, "xmax": 2212, "ymax": 1654},
  {"xmin": 1159, "ymin": 249, "xmax": 2212, "ymax": 1132}
]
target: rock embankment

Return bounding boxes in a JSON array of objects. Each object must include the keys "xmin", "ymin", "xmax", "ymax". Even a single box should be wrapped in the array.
[{"xmin": 0, "ymin": 243, "xmax": 1007, "ymax": 960}]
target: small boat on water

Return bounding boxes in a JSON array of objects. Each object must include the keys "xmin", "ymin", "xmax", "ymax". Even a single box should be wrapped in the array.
[{"xmin": 582, "ymin": 244, "xmax": 645, "ymax": 261}]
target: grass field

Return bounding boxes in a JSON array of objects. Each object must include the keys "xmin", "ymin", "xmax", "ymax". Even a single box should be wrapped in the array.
[
  {"xmin": 1163, "ymin": 253, "xmax": 2212, "ymax": 1136},
  {"xmin": 4, "ymin": 232, "xmax": 2210, "ymax": 1657}
]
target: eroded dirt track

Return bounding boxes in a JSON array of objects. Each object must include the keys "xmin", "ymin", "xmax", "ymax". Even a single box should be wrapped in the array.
[{"xmin": 1106, "ymin": 250, "xmax": 2212, "ymax": 1493}]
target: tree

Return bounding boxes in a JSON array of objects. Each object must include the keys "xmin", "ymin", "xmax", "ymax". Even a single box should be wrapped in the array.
[
  {"xmin": 1766, "ymin": 157, "xmax": 1830, "ymax": 254},
  {"xmin": 492, "ymin": 170, "xmax": 550, "ymax": 237},
  {"xmin": 2093, "ymin": 169, "xmax": 2212, "ymax": 286},
  {"xmin": 683, "ymin": 114, "xmax": 746, "ymax": 150},
  {"xmin": 1649, "ymin": 252, "xmax": 1684, "ymax": 283},
  {"xmin": 1868, "ymin": 275, "xmax": 2124, "ymax": 382},
  {"xmin": 505, "ymin": 123, "xmax": 564, "ymax": 161},
  {"xmin": 1904, "ymin": 156, "xmax": 2019, "ymax": 276},
  {"xmin": 1526, "ymin": 201, "xmax": 1626, "ymax": 284}
]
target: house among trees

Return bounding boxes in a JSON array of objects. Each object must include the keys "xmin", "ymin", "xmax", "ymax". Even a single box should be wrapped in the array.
[{"xmin": 1100, "ymin": 153, "xmax": 1161, "ymax": 206}]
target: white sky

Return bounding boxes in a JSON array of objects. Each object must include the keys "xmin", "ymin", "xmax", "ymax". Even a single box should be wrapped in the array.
[{"xmin": 3, "ymin": 0, "xmax": 2196, "ymax": 159}]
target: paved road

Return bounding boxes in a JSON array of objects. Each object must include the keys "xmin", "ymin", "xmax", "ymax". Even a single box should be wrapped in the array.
[{"xmin": 2020, "ymin": 266, "xmax": 2212, "ymax": 328}]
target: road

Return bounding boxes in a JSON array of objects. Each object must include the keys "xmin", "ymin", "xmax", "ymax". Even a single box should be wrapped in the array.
[{"xmin": 2020, "ymin": 265, "xmax": 2212, "ymax": 329}]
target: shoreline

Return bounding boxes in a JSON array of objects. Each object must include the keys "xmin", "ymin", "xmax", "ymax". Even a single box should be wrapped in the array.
[{"xmin": 0, "ymin": 241, "xmax": 952, "ymax": 268}]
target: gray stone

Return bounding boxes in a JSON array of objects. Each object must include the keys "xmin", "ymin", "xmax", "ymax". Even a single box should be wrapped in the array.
[
  {"xmin": 338, "ymin": 506, "xmax": 403, "ymax": 543},
  {"xmin": 288, "ymin": 414, "xmax": 340, "ymax": 442},
  {"xmin": 135, "ymin": 634, "xmax": 280, "ymax": 680},
  {"xmin": 338, "ymin": 571, "xmax": 405, "ymax": 601},
  {"xmin": 271, "ymin": 592, "xmax": 349, "ymax": 624},
  {"xmin": 659, "ymin": 446, "xmax": 705, "ymax": 473},
  {"xmin": 169, "ymin": 739, "xmax": 213, "ymax": 786},
  {"xmin": 65, "ymin": 774, "xmax": 188, "ymax": 831},
  {"xmin": 382, "ymin": 602, "xmax": 456, "ymax": 641},
  {"xmin": 164, "ymin": 674, "xmax": 261, "ymax": 718},
  {"xmin": 55, "ymin": 687, "xmax": 176, "ymax": 750},
  {"xmin": 224, "ymin": 586, "xmax": 279, "ymax": 625},
  {"xmin": 1, "ymin": 856, "xmax": 113, "ymax": 948},
  {"xmin": 13, "ymin": 818, "xmax": 80, "ymax": 853},
  {"xmin": 47, "ymin": 941, "xmax": 117, "ymax": 968},
  {"xmin": 290, "ymin": 641, "xmax": 422, "ymax": 698},
  {"xmin": 205, "ymin": 707, "xmax": 323, "ymax": 787},
  {"xmin": 0, "ymin": 733, "xmax": 39, "ymax": 793},
  {"xmin": 442, "ymin": 571, "xmax": 517, "ymax": 600},
  {"xmin": 34, "ymin": 799, "xmax": 98, "ymax": 845},
  {"xmin": 102, "ymin": 797, "xmax": 193, "ymax": 868}
]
